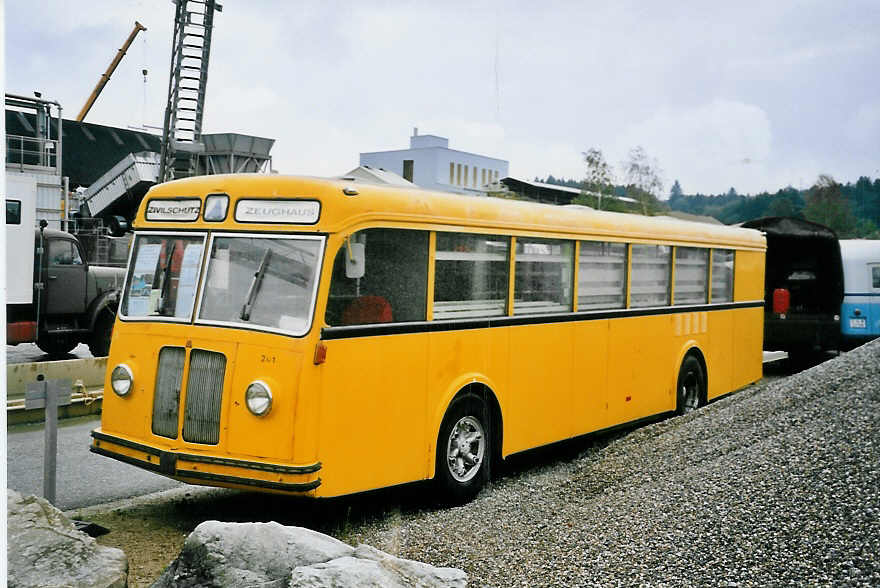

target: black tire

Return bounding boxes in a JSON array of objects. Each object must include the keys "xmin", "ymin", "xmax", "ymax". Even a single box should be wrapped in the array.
[
  {"xmin": 88, "ymin": 310, "xmax": 115, "ymax": 357},
  {"xmin": 676, "ymin": 355, "xmax": 705, "ymax": 416},
  {"xmin": 36, "ymin": 333, "xmax": 78, "ymax": 356},
  {"xmin": 435, "ymin": 393, "xmax": 491, "ymax": 504}
]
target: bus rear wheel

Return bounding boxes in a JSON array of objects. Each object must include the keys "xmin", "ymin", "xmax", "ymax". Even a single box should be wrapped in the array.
[
  {"xmin": 676, "ymin": 355, "xmax": 705, "ymax": 415},
  {"xmin": 435, "ymin": 394, "xmax": 490, "ymax": 504}
]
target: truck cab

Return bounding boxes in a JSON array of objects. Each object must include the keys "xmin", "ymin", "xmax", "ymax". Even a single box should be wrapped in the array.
[{"xmin": 6, "ymin": 225, "xmax": 125, "ymax": 356}]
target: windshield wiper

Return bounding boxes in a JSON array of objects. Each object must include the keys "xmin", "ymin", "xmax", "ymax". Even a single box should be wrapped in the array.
[{"xmin": 240, "ymin": 248, "xmax": 272, "ymax": 321}]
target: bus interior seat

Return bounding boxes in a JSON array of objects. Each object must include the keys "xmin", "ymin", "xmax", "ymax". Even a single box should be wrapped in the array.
[{"xmin": 341, "ymin": 295, "xmax": 393, "ymax": 325}]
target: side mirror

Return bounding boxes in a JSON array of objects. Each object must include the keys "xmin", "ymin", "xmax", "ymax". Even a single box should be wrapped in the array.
[{"xmin": 345, "ymin": 242, "xmax": 365, "ymax": 279}]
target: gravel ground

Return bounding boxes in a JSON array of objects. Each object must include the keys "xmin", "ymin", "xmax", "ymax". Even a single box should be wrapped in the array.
[{"xmin": 343, "ymin": 341, "xmax": 880, "ymax": 586}]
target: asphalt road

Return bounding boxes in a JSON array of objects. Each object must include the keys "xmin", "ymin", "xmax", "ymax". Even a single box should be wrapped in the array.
[{"xmin": 6, "ymin": 414, "xmax": 182, "ymax": 510}]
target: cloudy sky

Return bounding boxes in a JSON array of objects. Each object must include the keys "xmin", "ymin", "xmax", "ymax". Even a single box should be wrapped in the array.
[{"xmin": 5, "ymin": 1, "xmax": 880, "ymax": 195}]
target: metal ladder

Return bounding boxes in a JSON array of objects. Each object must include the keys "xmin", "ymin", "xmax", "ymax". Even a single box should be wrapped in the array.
[{"xmin": 159, "ymin": 0, "xmax": 221, "ymax": 182}]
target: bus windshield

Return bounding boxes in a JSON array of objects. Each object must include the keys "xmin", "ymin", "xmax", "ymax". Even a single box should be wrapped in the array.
[
  {"xmin": 197, "ymin": 234, "xmax": 323, "ymax": 336},
  {"xmin": 122, "ymin": 234, "xmax": 206, "ymax": 320}
]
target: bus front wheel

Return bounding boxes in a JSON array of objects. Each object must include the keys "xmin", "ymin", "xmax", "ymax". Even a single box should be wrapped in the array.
[
  {"xmin": 676, "ymin": 355, "xmax": 705, "ymax": 416},
  {"xmin": 435, "ymin": 394, "xmax": 491, "ymax": 504}
]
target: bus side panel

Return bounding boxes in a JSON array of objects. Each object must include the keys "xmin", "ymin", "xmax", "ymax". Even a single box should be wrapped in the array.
[
  {"xmin": 570, "ymin": 320, "xmax": 610, "ymax": 436},
  {"xmin": 732, "ymin": 306, "xmax": 764, "ymax": 390},
  {"xmin": 733, "ymin": 250, "xmax": 765, "ymax": 302},
  {"xmin": 707, "ymin": 310, "xmax": 734, "ymax": 400},
  {"xmin": 606, "ymin": 315, "xmax": 676, "ymax": 426},
  {"xmin": 426, "ymin": 328, "xmax": 500, "ymax": 472},
  {"xmin": 505, "ymin": 323, "xmax": 575, "ymax": 454},
  {"xmin": 317, "ymin": 334, "xmax": 428, "ymax": 497}
]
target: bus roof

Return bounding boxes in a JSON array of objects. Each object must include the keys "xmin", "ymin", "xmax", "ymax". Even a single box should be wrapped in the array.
[{"xmin": 136, "ymin": 174, "xmax": 766, "ymax": 250}]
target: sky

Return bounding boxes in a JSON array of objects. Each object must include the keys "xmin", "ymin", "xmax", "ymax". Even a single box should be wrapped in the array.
[{"xmin": 5, "ymin": 0, "xmax": 880, "ymax": 196}]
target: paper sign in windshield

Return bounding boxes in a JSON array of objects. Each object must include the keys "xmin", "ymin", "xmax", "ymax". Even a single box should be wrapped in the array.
[
  {"xmin": 146, "ymin": 199, "xmax": 201, "ymax": 221},
  {"xmin": 235, "ymin": 200, "xmax": 320, "ymax": 224}
]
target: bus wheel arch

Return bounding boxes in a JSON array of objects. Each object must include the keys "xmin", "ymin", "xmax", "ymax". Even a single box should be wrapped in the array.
[
  {"xmin": 433, "ymin": 382, "xmax": 502, "ymax": 504},
  {"xmin": 676, "ymin": 347, "xmax": 708, "ymax": 415}
]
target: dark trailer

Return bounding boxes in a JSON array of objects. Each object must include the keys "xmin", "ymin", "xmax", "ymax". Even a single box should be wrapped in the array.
[{"xmin": 741, "ymin": 217, "xmax": 843, "ymax": 357}]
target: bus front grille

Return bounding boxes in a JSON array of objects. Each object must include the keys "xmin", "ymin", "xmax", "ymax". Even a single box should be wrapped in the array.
[
  {"xmin": 151, "ymin": 347, "xmax": 226, "ymax": 444},
  {"xmin": 182, "ymin": 349, "xmax": 226, "ymax": 444},
  {"xmin": 152, "ymin": 347, "xmax": 185, "ymax": 439}
]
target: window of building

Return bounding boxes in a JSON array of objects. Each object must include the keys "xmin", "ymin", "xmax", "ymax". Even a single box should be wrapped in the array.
[
  {"xmin": 673, "ymin": 247, "xmax": 709, "ymax": 305},
  {"xmin": 578, "ymin": 241, "xmax": 627, "ymax": 310},
  {"xmin": 434, "ymin": 233, "xmax": 509, "ymax": 319},
  {"xmin": 711, "ymin": 249, "xmax": 735, "ymax": 302},
  {"xmin": 482, "ymin": 169, "xmax": 487, "ymax": 186},
  {"xmin": 464, "ymin": 165, "xmax": 469, "ymax": 187},
  {"xmin": 457, "ymin": 164, "xmax": 462, "ymax": 185},
  {"xmin": 514, "ymin": 238, "xmax": 573, "ymax": 315},
  {"xmin": 473, "ymin": 166, "xmax": 477, "ymax": 187},
  {"xmin": 403, "ymin": 160, "xmax": 414, "ymax": 182},
  {"xmin": 326, "ymin": 229, "xmax": 429, "ymax": 326},
  {"xmin": 449, "ymin": 162, "xmax": 455, "ymax": 185},
  {"xmin": 630, "ymin": 244, "xmax": 671, "ymax": 307},
  {"xmin": 6, "ymin": 200, "xmax": 22, "ymax": 224}
]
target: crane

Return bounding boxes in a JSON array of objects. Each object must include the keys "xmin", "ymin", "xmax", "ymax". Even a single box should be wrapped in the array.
[
  {"xmin": 158, "ymin": 0, "xmax": 222, "ymax": 182},
  {"xmin": 76, "ymin": 21, "xmax": 147, "ymax": 122}
]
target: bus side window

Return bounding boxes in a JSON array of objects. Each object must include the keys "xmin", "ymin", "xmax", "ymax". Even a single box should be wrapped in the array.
[
  {"xmin": 711, "ymin": 249, "xmax": 735, "ymax": 302},
  {"xmin": 578, "ymin": 241, "xmax": 627, "ymax": 311},
  {"xmin": 434, "ymin": 233, "xmax": 510, "ymax": 319},
  {"xmin": 630, "ymin": 244, "xmax": 671, "ymax": 308},
  {"xmin": 673, "ymin": 247, "xmax": 709, "ymax": 305},
  {"xmin": 326, "ymin": 229, "xmax": 429, "ymax": 326},
  {"xmin": 514, "ymin": 237, "xmax": 574, "ymax": 315}
]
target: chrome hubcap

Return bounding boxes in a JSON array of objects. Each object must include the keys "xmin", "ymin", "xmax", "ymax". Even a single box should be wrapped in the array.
[{"xmin": 446, "ymin": 415, "xmax": 485, "ymax": 482}]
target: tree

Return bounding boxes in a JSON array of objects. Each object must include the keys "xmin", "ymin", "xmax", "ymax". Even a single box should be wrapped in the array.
[
  {"xmin": 669, "ymin": 179, "xmax": 683, "ymax": 200},
  {"xmin": 803, "ymin": 174, "xmax": 857, "ymax": 237},
  {"xmin": 622, "ymin": 146, "xmax": 663, "ymax": 215},
  {"xmin": 581, "ymin": 148, "xmax": 615, "ymax": 210}
]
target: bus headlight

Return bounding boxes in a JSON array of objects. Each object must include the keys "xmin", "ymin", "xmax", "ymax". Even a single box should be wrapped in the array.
[
  {"xmin": 245, "ymin": 381, "xmax": 272, "ymax": 416},
  {"xmin": 110, "ymin": 364, "xmax": 133, "ymax": 397}
]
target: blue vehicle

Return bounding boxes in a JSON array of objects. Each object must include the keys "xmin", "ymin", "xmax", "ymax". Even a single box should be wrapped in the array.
[{"xmin": 840, "ymin": 239, "xmax": 880, "ymax": 347}]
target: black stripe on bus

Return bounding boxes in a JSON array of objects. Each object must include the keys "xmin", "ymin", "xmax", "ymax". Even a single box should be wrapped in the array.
[
  {"xmin": 91, "ymin": 430, "xmax": 322, "ymax": 475},
  {"xmin": 89, "ymin": 446, "xmax": 322, "ymax": 492},
  {"xmin": 321, "ymin": 300, "xmax": 765, "ymax": 340}
]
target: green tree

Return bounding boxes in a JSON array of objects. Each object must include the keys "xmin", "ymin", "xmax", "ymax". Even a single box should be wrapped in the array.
[
  {"xmin": 669, "ymin": 179, "xmax": 683, "ymax": 200},
  {"xmin": 582, "ymin": 147, "xmax": 615, "ymax": 210},
  {"xmin": 622, "ymin": 146, "xmax": 663, "ymax": 215},
  {"xmin": 803, "ymin": 174, "xmax": 858, "ymax": 237}
]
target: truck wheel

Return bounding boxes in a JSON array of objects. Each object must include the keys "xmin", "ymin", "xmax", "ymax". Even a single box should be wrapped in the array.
[
  {"xmin": 88, "ymin": 311, "xmax": 115, "ymax": 357},
  {"xmin": 434, "ymin": 393, "xmax": 491, "ymax": 504},
  {"xmin": 36, "ymin": 333, "xmax": 78, "ymax": 357}
]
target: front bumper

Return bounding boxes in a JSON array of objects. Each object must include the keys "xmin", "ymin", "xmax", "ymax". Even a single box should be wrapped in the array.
[{"xmin": 90, "ymin": 429, "xmax": 322, "ymax": 493}]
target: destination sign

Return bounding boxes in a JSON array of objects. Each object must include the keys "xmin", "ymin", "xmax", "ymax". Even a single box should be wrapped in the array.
[
  {"xmin": 145, "ymin": 199, "xmax": 201, "ymax": 221},
  {"xmin": 235, "ymin": 199, "xmax": 321, "ymax": 224}
]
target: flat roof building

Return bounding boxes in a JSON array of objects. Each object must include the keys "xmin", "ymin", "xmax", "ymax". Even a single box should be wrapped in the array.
[{"xmin": 360, "ymin": 128, "xmax": 508, "ymax": 195}]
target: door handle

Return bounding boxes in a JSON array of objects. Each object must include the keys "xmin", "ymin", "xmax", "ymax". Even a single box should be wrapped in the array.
[{"xmin": 48, "ymin": 275, "xmax": 58, "ymax": 280}]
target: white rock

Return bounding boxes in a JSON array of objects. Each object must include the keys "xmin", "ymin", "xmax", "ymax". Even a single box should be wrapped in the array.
[
  {"xmin": 151, "ymin": 520, "xmax": 354, "ymax": 587},
  {"xmin": 6, "ymin": 489, "xmax": 128, "ymax": 588}
]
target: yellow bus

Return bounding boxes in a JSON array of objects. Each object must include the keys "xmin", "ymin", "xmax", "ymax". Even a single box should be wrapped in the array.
[{"xmin": 90, "ymin": 174, "xmax": 766, "ymax": 502}]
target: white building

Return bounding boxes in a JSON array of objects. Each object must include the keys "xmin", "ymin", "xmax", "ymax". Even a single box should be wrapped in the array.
[{"xmin": 360, "ymin": 129, "xmax": 508, "ymax": 195}]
